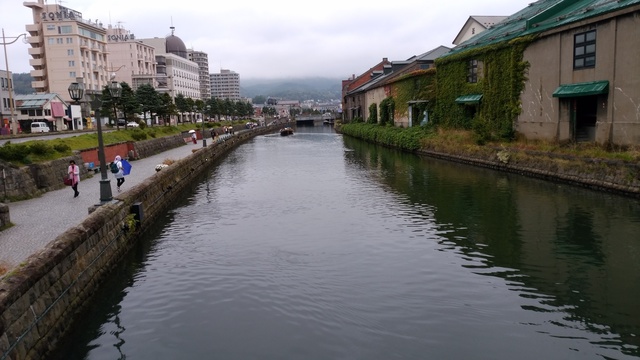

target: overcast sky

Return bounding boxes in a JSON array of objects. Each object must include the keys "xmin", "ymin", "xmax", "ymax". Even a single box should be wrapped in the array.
[{"xmin": 2, "ymin": 0, "xmax": 531, "ymax": 80}]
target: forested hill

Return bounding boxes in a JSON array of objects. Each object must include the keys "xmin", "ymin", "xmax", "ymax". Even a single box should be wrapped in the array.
[
  {"xmin": 240, "ymin": 77, "xmax": 341, "ymax": 101},
  {"xmin": 12, "ymin": 73, "xmax": 34, "ymax": 95}
]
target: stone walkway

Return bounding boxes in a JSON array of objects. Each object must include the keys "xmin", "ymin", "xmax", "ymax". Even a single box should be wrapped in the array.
[{"xmin": 0, "ymin": 134, "xmax": 233, "ymax": 270}]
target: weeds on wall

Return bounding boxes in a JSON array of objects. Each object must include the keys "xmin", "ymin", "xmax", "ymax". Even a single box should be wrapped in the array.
[
  {"xmin": 391, "ymin": 69, "xmax": 437, "ymax": 124},
  {"xmin": 379, "ymin": 98, "xmax": 395, "ymax": 126},
  {"xmin": 433, "ymin": 36, "xmax": 535, "ymax": 143},
  {"xmin": 368, "ymin": 103, "xmax": 378, "ymax": 124},
  {"xmin": 340, "ymin": 122, "xmax": 432, "ymax": 151}
]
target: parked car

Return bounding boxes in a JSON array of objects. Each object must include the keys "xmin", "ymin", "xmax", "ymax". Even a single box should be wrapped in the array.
[
  {"xmin": 30, "ymin": 122, "xmax": 50, "ymax": 133},
  {"xmin": 127, "ymin": 121, "xmax": 140, "ymax": 128},
  {"xmin": 117, "ymin": 119, "xmax": 127, "ymax": 126}
]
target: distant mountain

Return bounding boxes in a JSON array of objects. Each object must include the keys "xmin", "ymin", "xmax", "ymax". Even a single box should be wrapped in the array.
[
  {"xmin": 241, "ymin": 77, "xmax": 342, "ymax": 102},
  {"xmin": 12, "ymin": 73, "xmax": 34, "ymax": 95},
  {"xmin": 10, "ymin": 73, "xmax": 343, "ymax": 102}
]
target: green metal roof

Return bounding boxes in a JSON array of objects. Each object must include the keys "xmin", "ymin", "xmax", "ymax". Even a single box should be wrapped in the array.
[
  {"xmin": 552, "ymin": 80, "xmax": 609, "ymax": 97},
  {"xmin": 455, "ymin": 94, "xmax": 483, "ymax": 104},
  {"xmin": 445, "ymin": 0, "xmax": 640, "ymax": 57}
]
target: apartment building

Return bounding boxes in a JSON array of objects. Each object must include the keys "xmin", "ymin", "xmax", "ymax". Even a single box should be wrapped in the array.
[
  {"xmin": 210, "ymin": 69, "xmax": 240, "ymax": 101},
  {"xmin": 24, "ymin": 0, "xmax": 111, "ymax": 102},
  {"xmin": 105, "ymin": 25, "xmax": 157, "ymax": 90},
  {"xmin": 188, "ymin": 49, "xmax": 211, "ymax": 99}
]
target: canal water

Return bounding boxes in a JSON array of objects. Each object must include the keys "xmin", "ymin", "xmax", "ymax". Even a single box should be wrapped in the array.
[{"xmin": 55, "ymin": 126, "xmax": 640, "ymax": 360}]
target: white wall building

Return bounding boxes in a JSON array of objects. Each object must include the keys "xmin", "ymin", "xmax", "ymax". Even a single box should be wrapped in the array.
[
  {"xmin": 0, "ymin": 70, "xmax": 17, "ymax": 134},
  {"xmin": 210, "ymin": 69, "xmax": 240, "ymax": 101},
  {"xmin": 188, "ymin": 49, "xmax": 210, "ymax": 99},
  {"xmin": 138, "ymin": 28, "xmax": 200, "ymax": 100},
  {"xmin": 105, "ymin": 25, "xmax": 157, "ymax": 90},
  {"xmin": 452, "ymin": 16, "xmax": 507, "ymax": 46}
]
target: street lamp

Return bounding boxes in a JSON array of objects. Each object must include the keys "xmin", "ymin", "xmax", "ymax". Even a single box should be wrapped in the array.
[
  {"xmin": 69, "ymin": 82, "xmax": 114, "ymax": 204},
  {"xmin": 203, "ymin": 105, "xmax": 210, "ymax": 147},
  {"xmin": 110, "ymin": 80, "xmax": 121, "ymax": 129},
  {"xmin": 2, "ymin": 29, "xmax": 27, "ymax": 135}
]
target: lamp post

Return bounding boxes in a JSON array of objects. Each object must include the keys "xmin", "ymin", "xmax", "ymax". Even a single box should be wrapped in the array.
[
  {"xmin": 2, "ymin": 29, "xmax": 27, "ymax": 135},
  {"xmin": 203, "ymin": 105, "xmax": 210, "ymax": 147}
]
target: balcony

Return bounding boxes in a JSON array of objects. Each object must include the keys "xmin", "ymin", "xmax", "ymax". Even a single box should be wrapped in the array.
[
  {"xmin": 30, "ymin": 69, "xmax": 45, "ymax": 77},
  {"xmin": 28, "ymin": 47, "xmax": 43, "ymax": 56},
  {"xmin": 25, "ymin": 24, "xmax": 39, "ymax": 33},
  {"xmin": 31, "ymin": 80, "xmax": 46, "ymax": 89},
  {"xmin": 27, "ymin": 35, "xmax": 41, "ymax": 44},
  {"xmin": 29, "ymin": 58, "xmax": 44, "ymax": 67}
]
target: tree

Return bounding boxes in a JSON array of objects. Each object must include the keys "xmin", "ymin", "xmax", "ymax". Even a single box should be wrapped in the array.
[
  {"xmin": 223, "ymin": 98, "xmax": 234, "ymax": 120},
  {"xmin": 262, "ymin": 106, "xmax": 276, "ymax": 118},
  {"xmin": 158, "ymin": 93, "xmax": 177, "ymax": 125},
  {"xmin": 210, "ymin": 98, "xmax": 224, "ymax": 122},
  {"xmin": 98, "ymin": 86, "xmax": 115, "ymax": 127},
  {"xmin": 119, "ymin": 82, "xmax": 138, "ymax": 128},
  {"xmin": 245, "ymin": 102, "xmax": 255, "ymax": 118},
  {"xmin": 174, "ymin": 94, "xmax": 188, "ymax": 123},
  {"xmin": 136, "ymin": 84, "xmax": 161, "ymax": 126},
  {"xmin": 252, "ymin": 95, "xmax": 266, "ymax": 104},
  {"xmin": 185, "ymin": 97, "xmax": 195, "ymax": 122}
]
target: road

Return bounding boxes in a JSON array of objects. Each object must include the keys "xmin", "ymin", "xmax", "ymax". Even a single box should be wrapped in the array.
[{"xmin": 0, "ymin": 129, "xmax": 106, "ymax": 145}]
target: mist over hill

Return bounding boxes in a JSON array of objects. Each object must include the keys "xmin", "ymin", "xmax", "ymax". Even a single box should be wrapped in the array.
[
  {"xmin": 241, "ymin": 77, "xmax": 342, "ymax": 102},
  {"xmin": 11, "ymin": 73, "xmax": 343, "ymax": 102}
]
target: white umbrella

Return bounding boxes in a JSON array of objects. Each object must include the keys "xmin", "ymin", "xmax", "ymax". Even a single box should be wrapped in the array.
[{"xmin": 188, "ymin": 129, "xmax": 196, "ymax": 133}]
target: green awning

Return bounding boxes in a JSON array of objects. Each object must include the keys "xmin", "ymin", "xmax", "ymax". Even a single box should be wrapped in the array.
[
  {"xmin": 455, "ymin": 94, "xmax": 483, "ymax": 104},
  {"xmin": 552, "ymin": 80, "xmax": 609, "ymax": 98}
]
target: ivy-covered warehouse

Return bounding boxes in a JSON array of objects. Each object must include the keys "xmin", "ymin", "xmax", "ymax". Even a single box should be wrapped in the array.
[{"xmin": 435, "ymin": 0, "xmax": 640, "ymax": 146}]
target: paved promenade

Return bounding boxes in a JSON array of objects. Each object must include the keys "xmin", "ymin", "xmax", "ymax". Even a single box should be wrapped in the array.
[{"xmin": 0, "ymin": 134, "xmax": 232, "ymax": 271}]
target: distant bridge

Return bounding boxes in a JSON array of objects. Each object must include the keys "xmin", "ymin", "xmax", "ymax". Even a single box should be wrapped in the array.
[{"xmin": 295, "ymin": 114, "xmax": 335, "ymax": 126}]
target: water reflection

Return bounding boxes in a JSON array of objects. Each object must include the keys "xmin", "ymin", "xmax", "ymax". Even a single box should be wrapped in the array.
[
  {"xmin": 55, "ymin": 129, "xmax": 640, "ymax": 359},
  {"xmin": 343, "ymin": 136, "xmax": 640, "ymax": 357}
]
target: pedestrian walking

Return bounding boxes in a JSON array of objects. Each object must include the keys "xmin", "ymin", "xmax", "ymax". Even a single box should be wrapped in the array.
[
  {"xmin": 112, "ymin": 155, "xmax": 125, "ymax": 192},
  {"xmin": 191, "ymin": 131, "xmax": 197, "ymax": 144},
  {"xmin": 68, "ymin": 160, "xmax": 80, "ymax": 198}
]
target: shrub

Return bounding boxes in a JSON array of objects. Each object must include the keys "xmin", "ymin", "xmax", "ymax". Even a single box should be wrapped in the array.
[
  {"xmin": 53, "ymin": 143, "xmax": 71, "ymax": 153},
  {"xmin": 29, "ymin": 141, "xmax": 54, "ymax": 156},
  {"xmin": 0, "ymin": 143, "xmax": 31, "ymax": 162},
  {"xmin": 130, "ymin": 129, "xmax": 148, "ymax": 141},
  {"xmin": 138, "ymin": 121, "xmax": 147, "ymax": 130}
]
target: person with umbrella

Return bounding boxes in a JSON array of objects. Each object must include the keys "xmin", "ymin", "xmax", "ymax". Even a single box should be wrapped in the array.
[{"xmin": 189, "ymin": 129, "xmax": 197, "ymax": 144}]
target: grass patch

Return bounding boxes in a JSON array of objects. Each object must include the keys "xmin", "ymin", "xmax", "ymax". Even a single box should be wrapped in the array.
[
  {"xmin": 421, "ymin": 128, "xmax": 640, "ymax": 162},
  {"xmin": 0, "ymin": 124, "xmax": 209, "ymax": 166}
]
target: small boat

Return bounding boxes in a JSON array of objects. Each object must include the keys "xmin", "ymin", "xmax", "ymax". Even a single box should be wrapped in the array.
[{"xmin": 280, "ymin": 127, "xmax": 294, "ymax": 136}]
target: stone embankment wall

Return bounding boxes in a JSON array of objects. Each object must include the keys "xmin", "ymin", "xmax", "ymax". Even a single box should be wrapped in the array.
[
  {"xmin": 0, "ymin": 134, "xmax": 187, "ymax": 202},
  {"xmin": 416, "ymin": 145, "xmax": 640, "ymax": 197},
  {"xmin": 0, "ymin": 125, "xmax": 281, "ymax": 359},
  {"xmin": 0, "ymin": 155, "xmax": 89, "ymax": 201}
]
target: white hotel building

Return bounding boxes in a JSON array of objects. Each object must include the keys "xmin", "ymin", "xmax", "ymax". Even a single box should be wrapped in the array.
[{"xmin": 139, "ymin": 29, "xmax": 201, "ymax": 100}]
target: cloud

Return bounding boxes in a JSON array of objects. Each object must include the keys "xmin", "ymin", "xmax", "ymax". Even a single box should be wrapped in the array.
[{"xmin": 2, "ymin": 0, "xmax": 531, "ymax": 80}]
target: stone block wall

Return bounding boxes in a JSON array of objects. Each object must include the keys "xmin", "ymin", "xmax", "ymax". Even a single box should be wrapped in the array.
[
  {"xmin": 0, "ymin": 125, "xmax": 281, "ymax": 359},
  {"xmin": 133, "ymin": 134, "xmax": 185, "ymax": 159},
  {"xmin": 0, "ymin": 155, "xmax": 87, "ymax": 201}
]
